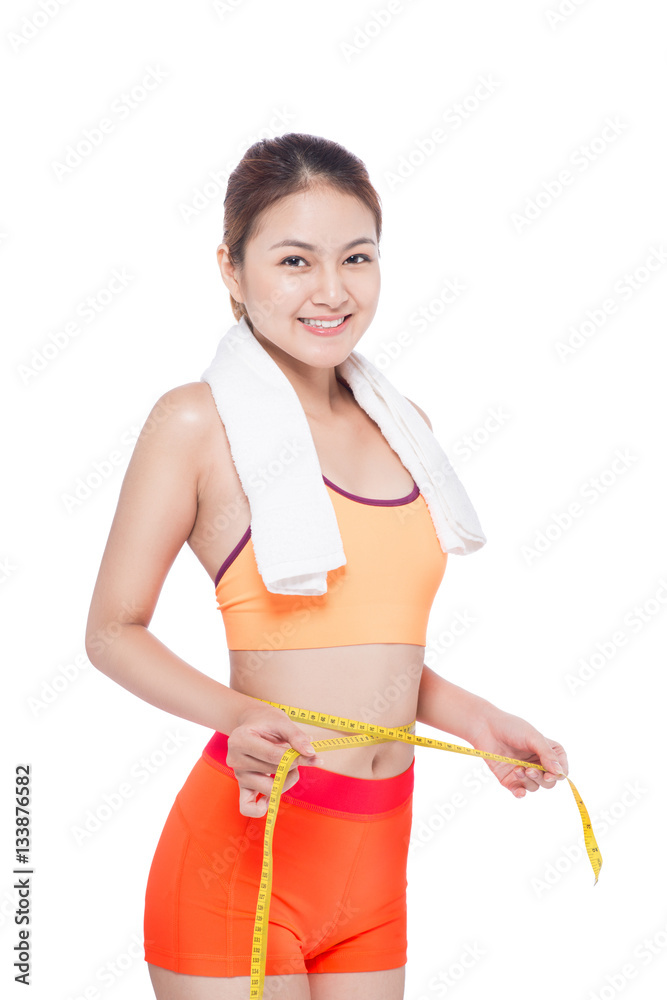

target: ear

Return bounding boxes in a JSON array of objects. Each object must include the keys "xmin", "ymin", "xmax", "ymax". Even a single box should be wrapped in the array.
[{"xmin": 217, "ymin": 243, "xmax": 244, "ymax": 303}]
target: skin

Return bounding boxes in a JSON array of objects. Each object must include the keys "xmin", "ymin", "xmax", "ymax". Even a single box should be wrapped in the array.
[{"xmin": 86, "ymin": 182, "xmax": 568, "ymax": 1000}]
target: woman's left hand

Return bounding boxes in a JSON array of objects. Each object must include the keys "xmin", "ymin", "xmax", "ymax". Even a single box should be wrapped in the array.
[{"xmin": 467, "ymin": 709, "xmax": 569, "ymax": 798}]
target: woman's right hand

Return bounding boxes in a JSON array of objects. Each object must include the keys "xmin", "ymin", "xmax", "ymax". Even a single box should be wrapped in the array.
[{"xmin": 227, "ymin": 703, "xmax": 325, "ymax": 817}]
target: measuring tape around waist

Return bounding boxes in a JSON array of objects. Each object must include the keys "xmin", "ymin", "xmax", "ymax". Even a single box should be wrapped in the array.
[{"xmin": 247, "ymin": 699, "xmax": 602, "ymax": 999}]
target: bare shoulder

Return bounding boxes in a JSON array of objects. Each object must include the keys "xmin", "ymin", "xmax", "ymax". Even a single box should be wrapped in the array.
[
  {"xmin": 143, "ymin": 381, "xmax": 219, "ymax": 435},
  {"xmin": 135, "ymin": 380, "xmax": 227, "ymax": 457},
  {"xmin": 129, "ymin": 380, "xmax": 230, "ymax": 494},
  {"xmin": 405, "ymin": 396, "xmax": 433, "ymax": 431}
]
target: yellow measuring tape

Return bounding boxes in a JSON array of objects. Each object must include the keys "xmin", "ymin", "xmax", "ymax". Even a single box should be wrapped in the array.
[{"xmin": 248, "ymin": 699, "xmax": 602, "ymax": 999}]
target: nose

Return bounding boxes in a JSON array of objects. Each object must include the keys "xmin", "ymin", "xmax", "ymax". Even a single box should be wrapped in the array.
[{"xmin": 309, "ymin": 262, "xmax": 350, "ymax": 311}]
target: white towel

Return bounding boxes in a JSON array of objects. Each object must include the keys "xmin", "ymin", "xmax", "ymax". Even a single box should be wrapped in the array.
[{"xmin": 201, "ymin": 317, "xmax": 486, "ymax": 596}]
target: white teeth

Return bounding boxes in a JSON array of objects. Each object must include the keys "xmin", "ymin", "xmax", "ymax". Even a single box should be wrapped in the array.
[{"xmin": 298, "ymin": 316, "xmax": 347, "ymax": 328}]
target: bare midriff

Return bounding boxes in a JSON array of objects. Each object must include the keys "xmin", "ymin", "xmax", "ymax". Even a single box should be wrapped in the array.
[{"xmin": 228, "ymin": 642, "xmax": 425, "ymax": 779}]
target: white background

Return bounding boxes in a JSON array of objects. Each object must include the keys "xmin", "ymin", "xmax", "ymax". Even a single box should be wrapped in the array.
[{"xmin": 2, "ymin": 1, "xmax": 666, "ymax": 998}]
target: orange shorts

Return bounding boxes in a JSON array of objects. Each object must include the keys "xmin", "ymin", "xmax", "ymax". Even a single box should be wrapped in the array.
[{"xmin": 143, "ymin": 731, "xmax": 414, "ymax": 977}]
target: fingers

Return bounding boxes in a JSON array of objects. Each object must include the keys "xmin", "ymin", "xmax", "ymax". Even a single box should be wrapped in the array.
[
  {"xmin": 240, "ymin": 719, "xmax": 326, "ymax": 765},
  {"xmin": 507, "ymin": 764, "xmax": 564, "ymax": 797},
  {"xmin": 228, "ymin": 732, "xmax": 295, "ymax": 770},
  {"xmin": 228, "ymin": 732, "xmax": 323, "ymax": 773},
  {"xmin": 238, "ymin": 786, "xmax": 269, "ymax": 817},
  {"xmin": 528, "ymin": 764, "xmax": 568, "ymax": 789},
  {"xmin": 506, "ymin": 766, "xmax": 539, "ymax": 797},
  {"xmin": 241, "ymin": 770, "xmax": 291, "ymax": 798},
  {"xmin": 538, "ymin": 740, "xmax": 569, "ymax": 779},
  {"xmin": 237, "ymin": 767, "xmax": 304, "ymax": 817},
  {"xmin": 231, "ymin": 748, "xmax": 315, "ymax": 774},
  {"xmin": 228, "ymin": 717, "xmax": 327, "ymax": 816},
  {"xmin": 507, "ymin": 738, "xmax": 569, "ymax": 797},
  {"xmin": 524, "ymin": 767, "xmax": 559, "ymax": 790}
]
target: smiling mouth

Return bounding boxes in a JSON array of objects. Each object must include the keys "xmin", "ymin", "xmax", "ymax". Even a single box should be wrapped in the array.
[{"xmin": 297, "ymin": 315, "xmax": 351, "ymax": 329}]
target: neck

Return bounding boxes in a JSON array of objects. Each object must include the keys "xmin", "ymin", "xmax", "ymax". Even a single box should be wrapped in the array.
[{"xmin": 250, "ymin": 328, "xmax": 351, "ymax": 419}]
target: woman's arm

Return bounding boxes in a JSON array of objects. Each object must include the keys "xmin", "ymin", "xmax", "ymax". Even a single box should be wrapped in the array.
[
  {"xmin": 416, "ymin": 664, "xmax": 501, "ymax": 742},
  {"xmin": 416, "ymin": 665, "xmax": 568, "ymax": 797},
  {"xmin": 85, "ymin": 383, "xmax": 322, "ymax": 816},
  {"xmin": 84, "ymin": 384, "xmax": 259, "ymax": 733},
  {"xmin": 84, "ymin": 383, "xmax": 331, "ymax": 815}
]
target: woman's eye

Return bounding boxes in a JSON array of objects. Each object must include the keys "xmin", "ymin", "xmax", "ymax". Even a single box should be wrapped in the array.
[{"xmin": 280, "ymin": 253, "xmax": 371, "ymax": 268}]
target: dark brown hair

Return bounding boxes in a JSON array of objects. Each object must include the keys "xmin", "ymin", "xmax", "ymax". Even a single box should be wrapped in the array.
[{"xmin": 221, "ymin": 132, "xmax": 382, "ymax": 328}]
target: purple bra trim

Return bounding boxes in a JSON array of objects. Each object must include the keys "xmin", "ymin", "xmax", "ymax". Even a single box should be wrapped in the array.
[
  {"xmin": 330, "ymin": 374, "xmax": 420, "ymax": 505},
  {"xmin": 214, "ymin": 526, "xmax": 251, "ymax": 587},
  {"xmin": 322, "ymin": 474, "xmax": 419, "ymax": 506}
]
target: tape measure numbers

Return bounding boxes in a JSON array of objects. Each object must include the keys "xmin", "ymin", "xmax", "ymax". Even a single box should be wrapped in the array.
[{"xmin": 247, "ymin": 699, "xmax": 602, "ymax": 999}]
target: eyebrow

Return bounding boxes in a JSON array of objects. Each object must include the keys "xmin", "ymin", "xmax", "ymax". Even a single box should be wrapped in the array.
[{"xmin": 268, "ymin": 237, "xmax": 377, "ymax": 252}]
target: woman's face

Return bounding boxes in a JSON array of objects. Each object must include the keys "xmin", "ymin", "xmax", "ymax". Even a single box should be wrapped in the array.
[{"xmin": 218, "ymin": 183, "xmax": 381, "ymax": 369}]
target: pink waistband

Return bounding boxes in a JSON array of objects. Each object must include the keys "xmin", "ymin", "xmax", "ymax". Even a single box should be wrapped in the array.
[{"xmin": 202, "ymin": 731, "xmax": 414, "ymax": 814}]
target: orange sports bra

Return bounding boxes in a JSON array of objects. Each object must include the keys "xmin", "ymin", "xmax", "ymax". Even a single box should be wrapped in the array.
[{"xmin": 214, "ymin": 473, "xmax": 448, "ymax": 651}]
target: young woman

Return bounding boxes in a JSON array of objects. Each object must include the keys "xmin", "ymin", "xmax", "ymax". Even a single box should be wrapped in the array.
[{"xmin": 85, "ymin": 133, "xmax": 568, "ymax": 1000}]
